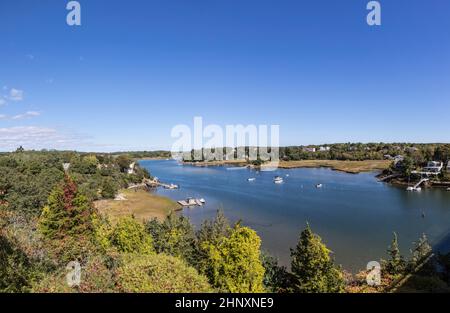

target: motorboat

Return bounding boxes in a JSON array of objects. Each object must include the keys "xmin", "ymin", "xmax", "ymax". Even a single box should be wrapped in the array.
[{"xmin": 273, "ymin": 176, "xmax": 284, "ymax": 184}]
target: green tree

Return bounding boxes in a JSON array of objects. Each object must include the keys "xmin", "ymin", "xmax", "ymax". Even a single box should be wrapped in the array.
[
  {"xmin": 400, "ymin": 157, "xmax": 415, "ymax": 177},
  {"xmin": 0, "ymin": 233, "xmax": 33, "ymax": 292},
  {"xmin": 110, "ymin": 216, "xmax": 154, "ymax": 255},
  {"xmin": 38, "ymin": 175, "xmax": 96, "ymax": 240},
  {"xmin": 146, "ymin": 213, "xmax": 196, "ymax": 264},
  {"xmin": 260, "ymin": 251, "xmax": 290, "ymax": 292},
  {"xmin": 116, "ymin": 155, "xmax": 132, "ymax": 173},
  {"xmin": 195, "ymin": 210, "xmax": 231, "ymax": 277},
  {"xmin": 409, "ymin": 233, "xmax": 432, "ymax": 268},
  {"xmin": 290, "ymin": 223, "xmax": 345, "ymax": 293},
  {"xmin": 384, "ymin": 232, "xmax": 406, "ymax": 275},
  {"xmin": 101, "ymin": 178, "xmax": 117, "ymax": 199},
  {"xmin": 202, "ymin": 224, "xmax": 265, "ymax": 292}
]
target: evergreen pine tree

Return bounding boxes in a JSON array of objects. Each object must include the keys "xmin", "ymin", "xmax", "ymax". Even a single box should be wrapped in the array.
[
  {"xmin": 410, "ymin": 233, "xmax": 432, "ymax": 268},
  {"xmin": 384, "ymin": 232, "xmax": 406, "ymax": 275},
  {"xmin": 290, "ymin": 223, "xmax": 345, "ymax": 293}
]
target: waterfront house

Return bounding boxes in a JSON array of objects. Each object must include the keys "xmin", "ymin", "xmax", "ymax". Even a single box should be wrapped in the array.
[
  {"xmin": 423, "ymin": 161, "xmax": 443, "ymax": 174},
  {"xmin": 127, "ymin": 162, "xmax": 136, "ymax": 174},
  {"xmin": 303, "ymin": 147, "xmax": 316, "ymax": 153},
  {"xmin": 319, "ymin": 146, "xmax": 330, "ymax": 152}
]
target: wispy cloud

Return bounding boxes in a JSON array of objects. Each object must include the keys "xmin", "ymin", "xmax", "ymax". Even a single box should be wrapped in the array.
[
  {"xmin": 8, "ymin": 88, "xmax": 24, "ymax": 101},
  {"xmin": 11, "ymin": 111, "xmax": 41, "ymax": 120},
  {"xmin": 0, "ymin": 126, "xmax": 93, "ymax": 151},
  {"xmin": 0, "ymin": 111, "xmax": 40, "ymax": 120}
]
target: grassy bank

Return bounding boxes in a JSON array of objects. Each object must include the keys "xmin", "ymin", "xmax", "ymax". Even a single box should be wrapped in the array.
[
  {"xmin": 94, "ymin": 189, "xmax": 180, "ymax": 223},
  {"xmin": 184, "ymin": 159, "xmax": 390, "ymax": 174},
  {"xmin": 271, "ymin": 160, "xmax": 391, "ymax": 173}
]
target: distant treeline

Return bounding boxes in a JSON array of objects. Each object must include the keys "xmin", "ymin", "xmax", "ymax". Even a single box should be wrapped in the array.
[
  {"xmin": 180, "ymin": 143, "xmax": 450, "ymax": 164},
  {"xmin": 111, "ymin": 150, "xmax": 171, "ymax": 159}
]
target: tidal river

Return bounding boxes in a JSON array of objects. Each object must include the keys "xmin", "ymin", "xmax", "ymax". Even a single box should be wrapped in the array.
[{"xmin": 140, "ymin": 159, "xmax": 450, "ymax": 272}]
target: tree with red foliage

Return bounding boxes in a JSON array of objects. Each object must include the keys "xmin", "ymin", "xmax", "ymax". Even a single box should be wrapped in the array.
[{"xmin": 38, "ymin": 175, "xmax": 97, "ymax": 260}]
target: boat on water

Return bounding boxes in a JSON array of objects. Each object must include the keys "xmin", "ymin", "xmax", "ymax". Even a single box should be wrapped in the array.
[
  {"xmin": 273, "ymin": 176, "xmax": 284, "ymax": 184},
  {"xmin": 447, "ymin": 188, "xmax": 450, "ymax": 191},
  {"xmin": 247, "ymin": 178, "xmax": 256, "ymax": 182},
  {"xmin": 226, "ymin": 167, "xmax": 247, "ymax": 171},
  {"xmin": 164, "ymin": 183, "xmax": 179, "ymax": 189},
  {"xmin": 406, "ymin": 186, "xmax": 421, "ymax": 192},
  {"xmin": 316, "ymin": 183, "xmax": 323, "ymax": 188}
]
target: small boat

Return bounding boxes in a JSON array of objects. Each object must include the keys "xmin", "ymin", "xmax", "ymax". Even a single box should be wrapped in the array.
[
  {"xmin": 164, "ymin": 183, "xmax": 179, "ymax": 189},
  {"xmin": 247, "ymin": 178, "xmax": 256, "ymax": 182},
  {"xmin": 406, "ymin": 186, "xmax": 414, "ymax": 191},
  {"xmin": 316, "ymin": 184, "xmax": 323, "ymax": 188},
  {"xmin": 199, "ymin": 198, "xmax": 206, "ymax": 204},
  {"xmin": 286, "ymin": 174, "xmax": 289, "ymax": 177},
  {"xmin": 447, "ymin": 188, "xmax": 450, "ymax": 191},
  {"xmin": 273, "ymin": 176, "xmax": 284, "ymax": 184},
  {"xmin": 414, "ymin": 187, "xmax": 422, "ymax": 192}
]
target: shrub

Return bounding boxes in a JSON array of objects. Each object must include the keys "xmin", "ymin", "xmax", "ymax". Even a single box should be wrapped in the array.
[
  {"xmin": 110, "ymin": 216, "xmax": 154, "ymax": 254},
  {"xmin": 115, "ymin": 253, "xmax": 213, "ymax": 293}
]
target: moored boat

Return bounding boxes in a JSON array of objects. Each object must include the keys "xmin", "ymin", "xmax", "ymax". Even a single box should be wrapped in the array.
[{"xmin": 273, "ymin": 176, "xmax": 284, "ymax": 184}]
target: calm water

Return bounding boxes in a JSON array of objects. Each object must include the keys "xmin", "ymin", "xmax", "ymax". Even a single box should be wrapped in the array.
[{"xmin": 140, "ymin": 160, "xmax": 450, "ymax": 272}]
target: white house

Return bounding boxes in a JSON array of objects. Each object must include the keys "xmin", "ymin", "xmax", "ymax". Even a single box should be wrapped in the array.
[
  {"xmin": 319, "ymin": 146, "xmax": 330, "ymax": 152},
  {"xmin": 423, "ymin": 161, "xmax": 443, "ymax": 174},
  {"xmin": 127, "ymin": 162, "xmax": 136, "ymax": 174},
  {"xmin": 303, "ymin": 147, "xmax": 316, "ymax": 153}
]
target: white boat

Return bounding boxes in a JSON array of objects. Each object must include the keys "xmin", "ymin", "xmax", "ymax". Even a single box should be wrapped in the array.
[
  {"xmin": 447, "ymin": 188, "xmax": 450, "ymax": 191},
  {"xmin": 164, "ymin": 183, "xmax": 179, "ymax": 189},
  {"xmin": 199, "ymin": 198, "xmax": 206, "ymax": 204},
  {"xmin": 316, "ymin": 184, "xmax": 323, "ymax": 188},
  {"xmin": 414, "ymin": 187, "xmax": 422, "ymax": 192},
  {"xmin": 406, "ymin": 186, "xmax": 414, "ymax": 191},
  {"xmin": 247, "ymin": 178, "xmax": 256, "ymax": 182},
  {"xmin": 286, "ymin": 174, "xmax": 289, "ymax": 177},
  {"xmin": 273, "ymin": 176, "xmax": 284, "ymax": 184}
]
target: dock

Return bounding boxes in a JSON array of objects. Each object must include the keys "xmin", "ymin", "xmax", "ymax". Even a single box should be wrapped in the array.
[{"xmin": 143, "ymin": 178, "xmax": 179, "ymax": 189}]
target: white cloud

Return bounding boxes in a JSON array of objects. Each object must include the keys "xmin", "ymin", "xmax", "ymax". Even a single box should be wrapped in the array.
[
  {"xmin": 11, "ymin": 111, "xmax": 41, "ymax": 120},
  {"xmin": 8, "ymin": 88, "xmax": 24, "ymax": 101},
  {"xmin": 0, "ymin": 126, "xmax": 92, "ymax": 151},
  {"xmin": 0, "ymin": 111, "xmax": 40, "ymax": 120}
]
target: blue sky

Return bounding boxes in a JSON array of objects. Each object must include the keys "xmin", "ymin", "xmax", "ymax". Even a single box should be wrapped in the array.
[{"xmin": 0, "ymin": 0, "xmax": 449, "ymax": 151}]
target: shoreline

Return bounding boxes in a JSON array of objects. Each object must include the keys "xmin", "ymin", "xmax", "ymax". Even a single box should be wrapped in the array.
[
  {"xmin": 94, "ymin": 188, "xmax": 181, "ymax": 223},
  {"xmin": 182, "ymin": 159, "xmax": 390, "ymax": 174}
]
